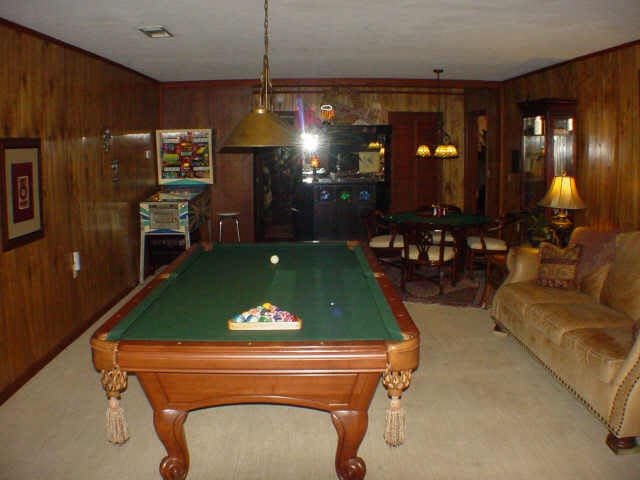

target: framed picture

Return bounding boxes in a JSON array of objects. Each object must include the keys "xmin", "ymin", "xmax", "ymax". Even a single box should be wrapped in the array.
[
  {"xmin": 156, "ymin": 129, "xmax": 214, "ymax": 185},
  {"xmin": 0, "ymin": 138, "xmax": 44, "ymax": 251}
]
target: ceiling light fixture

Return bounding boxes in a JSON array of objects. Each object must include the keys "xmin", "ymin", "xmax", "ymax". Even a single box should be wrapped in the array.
[
  {"xmin": 138, "ymin": 26, "xmax": 173, "ymax": 38},
  {"xmin": 221, "ymin": 0, "xmax": 298, "ymax": 151},
  {"xmin": 433, "ymin": 68, "xmax": 459, "ymax": 159}
]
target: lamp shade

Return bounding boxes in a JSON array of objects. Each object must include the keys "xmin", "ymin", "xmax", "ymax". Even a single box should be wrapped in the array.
[
  {"xmin": 219, "ymin": 0, "xmax": 299, "ymax": 152},
  {"xmin": 433, "ymin": 143, "xmax": 459, "ymax": 159},
  {"xmin": 416, "ymin": 144, "xmax": 432, "ymax": 157},
  {"xmin": 538, "ymin": 174, "xmax": 586, "ymax": 210},
  {"xmin": 220, "ymin": 107, "xmax": 298, "ymax": 151}
]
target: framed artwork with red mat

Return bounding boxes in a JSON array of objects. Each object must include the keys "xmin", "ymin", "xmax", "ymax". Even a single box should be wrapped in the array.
[{"xmin": 0, "ymin": 138, "xmax": 43, "ymax": 251}]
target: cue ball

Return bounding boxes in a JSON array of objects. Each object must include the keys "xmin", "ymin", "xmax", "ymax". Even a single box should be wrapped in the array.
[{"xmin": 270, "ymin": 255, "xmax": 279, "ymax": 264}]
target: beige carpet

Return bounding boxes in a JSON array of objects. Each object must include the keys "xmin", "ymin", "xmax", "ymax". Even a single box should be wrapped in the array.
[{"xmin": 2, "ymin": 301, "xmax": 640, "ymax": 480}]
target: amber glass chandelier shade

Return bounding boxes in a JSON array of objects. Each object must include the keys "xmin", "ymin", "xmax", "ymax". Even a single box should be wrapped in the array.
[
  {"xmin": 415, "ymin": 144, "xmax": 432, "ymax": 157},
  {"xmin": 434, "ymin": 143, "xmax": 458, "ymax": 159}
]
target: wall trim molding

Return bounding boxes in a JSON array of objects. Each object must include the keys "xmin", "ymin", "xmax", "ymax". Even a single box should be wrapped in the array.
[{"xmin": 161, "ymin": 78, "xmax": 501, "ymax": 90}]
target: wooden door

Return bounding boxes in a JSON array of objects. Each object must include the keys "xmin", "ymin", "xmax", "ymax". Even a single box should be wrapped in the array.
[
  {"xmin": 388, "ymin": 112, "xmax": 440, "ymax": 211},
  {"xmin": 465, "ymin": 111, "xmax": 488, "ymax": 215}
]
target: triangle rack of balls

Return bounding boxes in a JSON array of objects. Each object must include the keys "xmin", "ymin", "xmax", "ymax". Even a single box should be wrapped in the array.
[{"xmin": 228, "ymin": 303, "xmax": 302, "ymax": 330}]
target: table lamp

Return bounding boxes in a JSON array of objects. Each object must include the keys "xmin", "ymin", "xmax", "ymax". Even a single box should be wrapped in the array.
[{"xmin": 538, "ymin": 171, "xmax": 586, "ymax": 231}]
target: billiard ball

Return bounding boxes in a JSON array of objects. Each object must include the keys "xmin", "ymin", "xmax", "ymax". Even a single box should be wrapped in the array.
[
  {"xmin": 270, "ymin": 255, "xmax": 279, "ymax": 264},
  {"xmin": 329, "ymin": 301, "xmax": 343, "ymax": 317}
]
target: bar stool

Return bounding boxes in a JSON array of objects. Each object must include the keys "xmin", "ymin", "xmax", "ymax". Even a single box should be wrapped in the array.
[{"xmin": 217, "ymin": 212, "xmax": 241, "ymax": 243}]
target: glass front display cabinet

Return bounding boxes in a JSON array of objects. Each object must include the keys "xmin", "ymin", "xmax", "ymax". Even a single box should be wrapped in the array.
[{"xmin": 519, "ymin": 98, "xmax": 576, "ymax": 209}]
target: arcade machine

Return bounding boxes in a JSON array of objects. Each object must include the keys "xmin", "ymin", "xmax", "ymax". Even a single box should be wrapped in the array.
[{"xmin": 139, "ymin": 129, "xmax": 214, "ymax": 282}]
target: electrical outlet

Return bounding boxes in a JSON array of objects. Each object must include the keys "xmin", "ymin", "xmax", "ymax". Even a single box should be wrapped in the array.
[
  {"xmin": 111, "ymin": 158, "xmax": 119, "ymax": 182},
  {"xmin": 72, "ymin": 251, "xmax": 81, "ymax": 279}
]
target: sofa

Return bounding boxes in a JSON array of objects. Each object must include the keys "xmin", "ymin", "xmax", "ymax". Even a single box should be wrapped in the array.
[{"xmin": 491, "ymin": 227, "xmax": 640, "ymax": 453}]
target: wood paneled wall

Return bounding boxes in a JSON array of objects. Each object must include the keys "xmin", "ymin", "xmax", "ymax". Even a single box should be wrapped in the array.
[
  {"xmin": 501, "ymin": 41, "xmax": 640, "ymax": 230},
  {"xmin": 160, "ymin": 83, "xmax": 254, "ymax": 242},
  {"xmin": 0, "ymin": 22, "xmax": 159, "ymax": 400},
  {"xmin": 161, "ymin": 81, "xmax": 473, "ymax": 240}
]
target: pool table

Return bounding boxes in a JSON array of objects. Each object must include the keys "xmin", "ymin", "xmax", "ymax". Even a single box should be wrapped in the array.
[{"xmin": 91, "ymin": 241, "xmax": 419, "ymax": 480}]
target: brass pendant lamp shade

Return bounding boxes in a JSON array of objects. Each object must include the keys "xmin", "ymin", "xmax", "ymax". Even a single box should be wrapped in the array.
[
  {"xmin": 222, "ymin": 107, "xmax": 297, "ymax": 150},
  {"xmin": 221, "ymin": 0, "xmax": 298, "ymax": 151}
]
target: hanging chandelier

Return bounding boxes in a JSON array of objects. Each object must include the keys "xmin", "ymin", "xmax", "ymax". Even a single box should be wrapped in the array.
[
  {"xmin": 221, "ymin": 0, "xmax": 298, "ymax": 150},
  {"xmin": 433, "ymin": 68, "xmax": 458, "ymax": 159}
]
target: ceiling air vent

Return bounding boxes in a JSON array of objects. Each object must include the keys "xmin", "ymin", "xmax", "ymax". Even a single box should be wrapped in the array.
[{"xmin": 138, "ymin": 26, "xmax": 173, "ymax": 38}]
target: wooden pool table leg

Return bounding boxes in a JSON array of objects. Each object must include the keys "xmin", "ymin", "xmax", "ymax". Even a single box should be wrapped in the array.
[
  {"xmin": 330, "ymin": 409, "xmax": 368, "ymax": 480},
  {"xmin": 154, "ymin": 408, "xmax": 190, "ymax": 480}
]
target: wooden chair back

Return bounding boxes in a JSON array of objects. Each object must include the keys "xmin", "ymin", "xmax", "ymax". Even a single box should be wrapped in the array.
[{"xmin": 398, "ymin": 221, "xmax": 458, "ymax": 294}]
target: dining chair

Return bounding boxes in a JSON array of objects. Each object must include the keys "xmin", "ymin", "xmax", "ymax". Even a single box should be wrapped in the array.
[
  {"xmin": 362, "ymin": 209, "xmax": 404, "ymax": 265},
  {"xmin": 465, "ymin": 211, "xmax": 527, "ymax": 284},
  {"xmin": 464, "ymin": 212, "xmax": 522, "ymax": 308},
  {"xmin": 414, "ymin": 206, "xmax": 457, "ymax": 245},
  {"xmin": 399, "ymin": 222, "xmax": 458, "ymax": 295}
]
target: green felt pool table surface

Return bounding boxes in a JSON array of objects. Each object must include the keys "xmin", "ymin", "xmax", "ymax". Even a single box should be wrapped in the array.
[{"xmin": 107, "ymin": 242, "xmax": 404, "ymax": 343}]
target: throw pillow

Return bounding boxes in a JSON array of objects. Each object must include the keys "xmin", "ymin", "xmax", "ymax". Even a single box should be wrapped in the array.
[{"xmin": 537, "ymin": 242, "xmax": 582, "ymax": 289}]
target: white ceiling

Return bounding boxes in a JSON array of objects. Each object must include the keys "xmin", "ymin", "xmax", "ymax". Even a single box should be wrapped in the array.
[{"xmin": 1, "ymin": 0, "xmax": 639, "ymax": 82}]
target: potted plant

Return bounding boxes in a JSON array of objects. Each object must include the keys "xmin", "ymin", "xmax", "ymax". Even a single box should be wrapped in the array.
[{"xmin": 526, "ymin": 209, "xmax": 553, "ymax": 246}]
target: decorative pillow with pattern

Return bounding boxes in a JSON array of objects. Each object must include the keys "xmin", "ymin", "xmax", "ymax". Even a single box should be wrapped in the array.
[{"xmin": 537, "ymin": 242, "xmax": 582, "ymax": 289}]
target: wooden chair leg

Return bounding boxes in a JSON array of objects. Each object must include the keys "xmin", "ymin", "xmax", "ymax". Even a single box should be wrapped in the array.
[
  {"xmin": 400, "ymin": 261, "xmax": 411, "ymax": 292},
  {"xmin": 451, "ymin": 261, "xmax": 457, "ymax": 286},
  {"xmin": 481, "ymin": 283, "xmax": 494, "ymax": 309},
  {"xmin": 481, "ymin": 256, "xmax": 493, "ymax": 307},
  {"xmin": 466, "ymin": 250, "xmax": 473, "ymax": 277}
]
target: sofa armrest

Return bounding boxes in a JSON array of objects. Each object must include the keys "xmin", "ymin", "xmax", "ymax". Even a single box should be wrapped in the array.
[
  {"xmin": 503, "ymin": 246, "xmax": 540, "ymax": 285},
  {"xmin": 609, "ymin": 335, "xmax": 640, "ymax": 438}
]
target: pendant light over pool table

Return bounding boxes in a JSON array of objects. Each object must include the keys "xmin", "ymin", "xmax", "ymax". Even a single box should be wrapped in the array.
[{"xmin": 221, "ymin": 0, "xmax": 298, "ymax": 150}]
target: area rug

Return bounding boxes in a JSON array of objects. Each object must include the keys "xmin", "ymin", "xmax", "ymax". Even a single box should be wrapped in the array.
[{"xmin": 380, "ymin": 260, "xmax": 485, "ymax": 307}]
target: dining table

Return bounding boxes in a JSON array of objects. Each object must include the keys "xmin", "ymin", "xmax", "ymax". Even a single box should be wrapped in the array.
[{"xmin": 383, "ymin": 210, "xmax": 489, "ymax": 273}]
